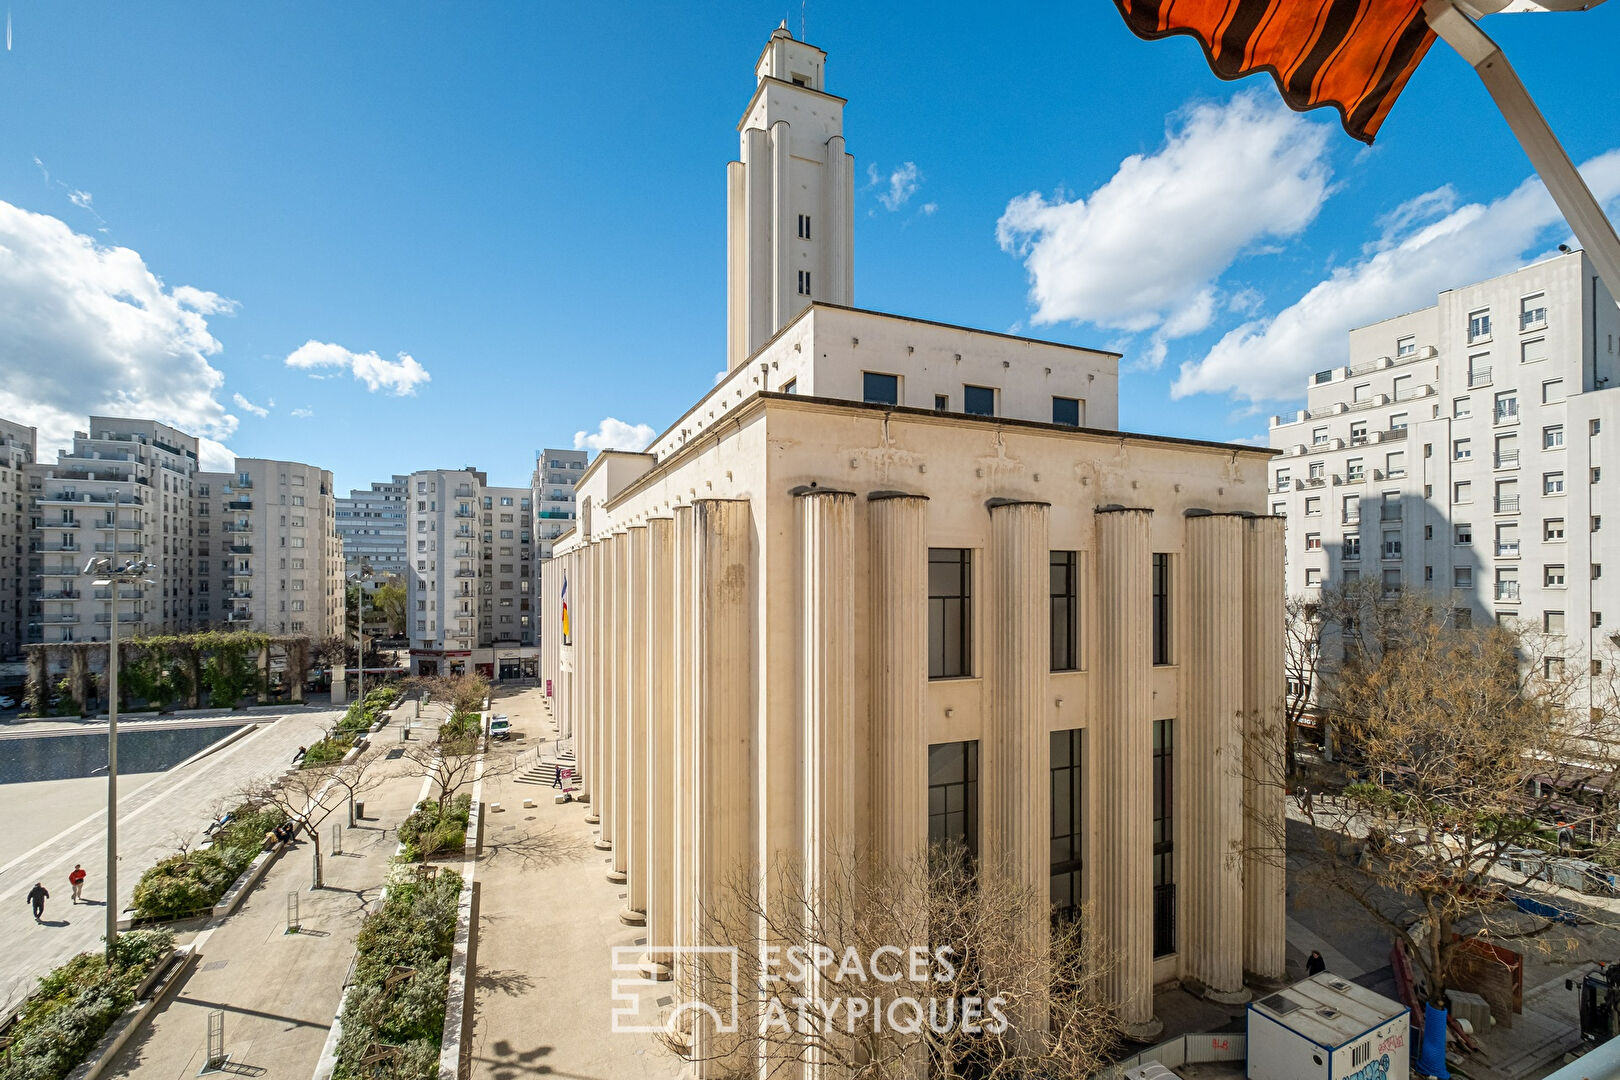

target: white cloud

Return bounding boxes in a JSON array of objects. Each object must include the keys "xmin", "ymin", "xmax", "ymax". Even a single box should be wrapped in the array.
[
  {"xmin": 869, "ymin": 161, "xmax": 922, "ymax": 212},
  {"xmin": 232, "ymin": 392, "xmax": 269, "ymax": 418},
  {"xmin": 996, "ymin": 90, "xmax": 1333, "ymax": 367},
  {"xmin": 197, "ymin": 437, "xmax": 235, "ymax": 473},
  {"xmin": 1172, "ymin": 150, "xmax": 1620, "ymax": 404},
  {"xmin": 289, "ymin": 407, "xmax": 314, "ymax": 419},
  {"xmin": 573, "ymin": 417, "xmax": 655, "ymax": 453},
  {"xmin": 0, "ymin": 198, "xmax": 238, "ymax": 460},
  {"xmin": 284, "ymin": 340, "xmax": 431, "ymax": 396}
]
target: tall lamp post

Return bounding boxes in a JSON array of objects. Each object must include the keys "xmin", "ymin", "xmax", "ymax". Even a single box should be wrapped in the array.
[
  {"xmin": 83, "ymin": 494, "xmax": 153, "ymax": 966},
  {"xmin": 348, "ymin": 565, "xmax": 373, "ymax": 706}
]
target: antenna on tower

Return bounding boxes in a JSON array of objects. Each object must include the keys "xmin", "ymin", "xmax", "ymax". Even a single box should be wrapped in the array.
[{"xmin": 801, "ymin": 0, "xmax": 806, "ymax": 40}]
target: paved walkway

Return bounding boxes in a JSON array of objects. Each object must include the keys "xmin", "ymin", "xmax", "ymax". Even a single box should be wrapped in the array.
[
  {"xmin": 0, "ymin": 709, "xmax": 339, "ymax": 1017},
  {"xmin": 466, "ymin": 687, "xmax": 683, "ymax": 1080},
  {"xmin": 103, "ymin": 737, "xmax": 435, "ymax": 1078}
]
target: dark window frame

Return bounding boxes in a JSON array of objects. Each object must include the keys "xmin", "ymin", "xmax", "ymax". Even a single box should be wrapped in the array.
[
  {"xmin": 1051, "ymin": 728, "xmax": 1084, "ymax": 924},
  {"xmin": 1052, "ymin": 395, "xmax": 1081, "ymax": 427},
  {"xmin": 1152, "ymin": 553, "xmax": 1172, "ymax": 666},
  {"xmin": 1050, "ymin": 550, "xmax": 1078, "ymax": 672},
  {"xmin": 863, "ymin": 371, "xmax": 900, "ymax": 406},
  {"xmin": 928, "ymin": 548, "xmax": 972, "ymax": 679},
  {"xmin": 929, "ymin": 741, "xmax": 979, "ymax": 863},
  {"xmin": 963, "ymin": 384, "xmax": 996, "ymax": 417},
  {"xmin": 1153, "ymin": 718, "xmax": 1176, "ymax": 957}
]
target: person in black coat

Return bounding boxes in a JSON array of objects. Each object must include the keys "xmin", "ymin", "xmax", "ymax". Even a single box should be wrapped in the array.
[
  {"xmin": 27, "ymin": 882, "xmax": 48, "ymax": 922},
  {"xmin": 1306, "ymin": 950, "xmax": 1327, "ymax": 976}
]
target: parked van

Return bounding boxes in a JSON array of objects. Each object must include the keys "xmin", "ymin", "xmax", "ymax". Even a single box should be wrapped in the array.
[{"xmin": 488, "ymin": 715, "xmax": 511, "ymax": 740}]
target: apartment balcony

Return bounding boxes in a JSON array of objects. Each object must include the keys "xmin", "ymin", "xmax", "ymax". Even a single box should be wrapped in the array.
[
  {"xmin": 229, "ymin": 543, "xmax": 252, "ymax": 554},
  {"xmin": 453, "ymin": 510, "xmax": 475, "ymax": 519},
  {"xmin": 1495, "ymin": 583, "xmax": 1521, "ymax": 601},
  {"xmin": 33, "ymin": 541, "xmax": 81, "ymax": 553},
  {"xmin": 225, "ymin": 500, "xmax": 253, "ymax": 511},
  {"xmin": 221, "ymin": 523, "xmax": 251, "ymax": 533},
  {"xmin": 92, "ymin": 543, "xmax": 142, "ymax": 554},
  {"xmin": 1394, "ymin": 384, "xmax": 1436, "ymax": 402},
  {"xmin": 1374, "ymin": 468, "xmax": 1407, "ymax": 481},
  {"xmin": 1496, "ymin": 496, "xmax": 1521, "ymax": 513},
  {"xmin": 53, "ymin": 520, "xmax": 83, "ymax": 529},
  {"xmin": 1495, "ymin": 450, "xmax": 1520, "ymax": 469},
  {"xmin": 92, "ymin": 588, "xmax": 143, "ymax": 600},
  {"xmin": 93, "ymin": 612, "xmax": 141, "ymax": 624},
  {"xmin": 42, "ymin": 613, "xmax": 79, "ymax": 624},
  {"xmin": 39, "ymin": 488, "xmax": 145, "ymax": 504},
  {"xmin": 1496, "ymin": 543, "xmax": 1520, "ymax": 559},
  {"xmin": 1342, "ymin": 514, "xmax": 1361, "ymax": 526},
  {"xmin": 91, "ymin": 519, "xmax": 141, "ymax": 531},
  {"xmin": 454, "ymin": 569, "xmax": 477, "ymax": 578},
  {"xmin": 1469, "ymin": 369, "xmax": 1493, "ymax": 388},
  {"xmin": 455, "ymin": 487, "xmax": 474, "ymax": 497},
  {"xmin": 226, "ymin": 590, "xmax": 253, "ymax": 599},
  {"xmin": 224, "ymin": 612, "xmax": 253, "ymax": 623},
  {"xmin": 38, "ymin": 590, "xmax": 80, "ymax": 600},
  {"xmin": 1495, "ymin": 406, "xmax": 1519, "ymax": 426},
  {"xmin": 1302, "ymin": 476, "xmax": 1328, "ymax": 489},
  {"xmin": 1343, "ymin": 471, "xmax": 1366, "ymax": 485},
  {"xmin": 1521, "ymin": 309, "xmax": 1547, "ymax": 331}
]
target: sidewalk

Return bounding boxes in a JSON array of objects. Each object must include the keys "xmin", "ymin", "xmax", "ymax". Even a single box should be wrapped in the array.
[
  {"xmin": 465, "ymin": 687, "xmax": 683, "ymax": 1080},
  {"xmin": 101, "ymin": 742, "xmax": 434, "ymax": 1078},
  {"xmin": 0, "ymin": 710, "xmax": 337, "ymax": 1018}
]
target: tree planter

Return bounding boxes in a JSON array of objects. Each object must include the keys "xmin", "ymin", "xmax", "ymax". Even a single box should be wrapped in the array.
[{"xmin": 64, "ymin": 945, "xmax": 196, "ymax": 1080}]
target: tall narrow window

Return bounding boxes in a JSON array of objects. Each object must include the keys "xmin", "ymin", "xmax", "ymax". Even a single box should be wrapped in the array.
[
  {"xmin": 797, "ymin": 269, "xmax": 812, "ymax": 296},
  {"xmin": 797, "ymin": 213, "xmax": 812, "ymax": 239},
  {"xmin": 1151, "ymin": 553, "xmax": 1171, "ymax": 665},
  {"xmin": 1153, "ymin": 718, "xmax": 1176, "ymax": 957},
  {"xmin": 1051, "ymin": 729, "xmax": 1084, "ymax": 924},
  {"xmin": 928, "ymin": 549, "xmax": 972, "ymax": 679},
  {"xmin": 1050, "ymin": 551, "xmax": 1078, "ymax": 672},
  {"xmin": 928, "ymin": 741, "xmax": 979, "ymax": 863}
]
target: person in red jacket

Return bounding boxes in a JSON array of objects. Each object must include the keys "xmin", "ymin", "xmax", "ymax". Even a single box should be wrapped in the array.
[{"xmin": 68, "ymin": 865, "xmax": 87, "ymax": 904}]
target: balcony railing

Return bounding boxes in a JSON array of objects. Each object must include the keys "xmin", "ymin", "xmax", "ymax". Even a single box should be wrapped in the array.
[
  {"xmin": 227, "ymin": 590, "xmax": 253, "ymax": 599},
  {"xmin": 1496, "ymin": 450, "xmax": 1520, "ymax": 469},
  {"xmin": 92, "ymin": 543, "xmax": 142, "ymax": 553},
  {"xmin": 1496, "ymin": 496, "xmax": 1521, "ymax": 513},
  {"xmin": 1469, "ymin": 369, "xmax": 1492, "ymax": 387},
  {"xmin": 94, "ymin": 612, "xmax": 141, "ymax": 624},
  {"xmin": 38, "ymin": 590, "xmax": 80, "ymax": 600},
  {"xmin": 1522, "ymin": 309, "xmax": 1547, "ymax": 330},
  {"xmin": 454, "ymin": 509, "xmax": 475, "ymax": 519},
  {"xmin": 226, "ymin": 500, "xmax": 253, "ymax": 511},
  {"xmin": 42, "ymin": 613, "xmax": 79, "ymax": 624},
  {"xmin": 92, "ymin": 588, "xmax": 143, "ymax": 600},
  {"xmin": 230, "ymin": 544, "xmax": 252, "ymax": 554},
  {"xmin": 34, "ymin": 542, "xmax": 80, "ymax": 552},
  {"xmin": 1496, "ymin": 405, "xmax": 1519, "ymax": 425},
  {"xmin": 1496, "ymin": 542, "xmax": 1520, "ymax": 558},
  {"xmin": 1496, "ymin": 583, "xmax": 1521, "ymax": 601},
  {"xmin": 455, "ymin": 569, "xmax": 477, "ymax": 578},
  {"xmin": 54, "ymin": 520, "xmax": 82, "ymax": 529}
]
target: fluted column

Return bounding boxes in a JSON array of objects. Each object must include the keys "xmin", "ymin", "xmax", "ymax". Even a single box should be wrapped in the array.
[
  {"xmin": 1244, "ymin": 516, "xmax": 1288, "ymax": 981},
  {"xmin": 771, "ymin": 120, "xmax": 793, "ymax": 329},
  {"xmin": 593, "ymin": 536, "xmax": 613, "ymax": 841},
  {"xmin": 622, "ymin": 525, "xmax": 648, "ymax": 924},
  {"xmin": 579, "ymin": 545, "xmax": 595, "ymax": 811},
  {"xmin": 672, "ymin": 505, "xmax": 697, "ymax": 986},
  {"xmin": 610, "ymin": 532, "xmax": 630, "ymax": 882},
  {"xmin": 867, "ymin": 493, "xmax": 929, "ymax": 868},
  {"xmin": 1095, "ymin": 507, "xmax": 1161, "ymax": 1039},
  {"xmin": 987, "ymin": 500, "xmax": 1052, "ymax": 1044},
  {"xmin": 692, "ymin": 499, "xmax": 755, "ymax": 1072},
  {"xmin": 645, "ymin": 517, "xmax": 675, "ymax": 976},
  {"xmin": 1184, "ymin": 514, "xmax": 1249, "ymax": 1003}
]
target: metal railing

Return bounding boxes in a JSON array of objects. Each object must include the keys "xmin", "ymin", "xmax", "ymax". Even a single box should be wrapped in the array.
[
  {"xmin": 1470, "ymin": 369, "xmax": 1493, "ymax": 387},
  {"xmin": 1496, "ymin": 450, "xmax": 1520, "ymax": 468},
  {"xmin": 1497, "ymin": 496, "xmax": 1521, "ymax": 513},
  {"xmin": 1496, "ymin": 583, "xmax": 1521, "ymax": 601}
]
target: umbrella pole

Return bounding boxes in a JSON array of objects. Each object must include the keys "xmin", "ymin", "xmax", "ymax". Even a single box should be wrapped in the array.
[{"xmin": 1425, "ymin": 0, "xmax": 1620, "ymax": 295}]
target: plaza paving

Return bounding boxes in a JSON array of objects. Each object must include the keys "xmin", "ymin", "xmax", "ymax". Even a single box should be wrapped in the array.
[
  {"xmin": 0, "ymin": 708, "xmax": 338, "ymax": 1017},
  {"xmin": 466, "ymin": 686, "xmax": 684, "ymax": 1080}
]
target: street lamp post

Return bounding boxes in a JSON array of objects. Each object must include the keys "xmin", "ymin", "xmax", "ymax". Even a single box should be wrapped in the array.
[
  {"xmin": 84, "ymin": 493, "xmax": 153, "ymax": 967},
  {"xmin": 348, "ymin": 566, "xmax": 373, "ymax": 706}
]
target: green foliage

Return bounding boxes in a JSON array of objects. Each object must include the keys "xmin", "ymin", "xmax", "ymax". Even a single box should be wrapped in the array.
[
  {"xmin": 397, "ymin": 794, "xmax": 472, "ymax": 862},
  {"xmin": 332, "ymin": 872, "xmax": 463, "ymax": 1080},
  {"xmin": 371, "ymin": 580, "xmax": 408, "ymax": 636},
  {"xmin": 301, "ymin": 735, "xmax": 354, "ymax": 769},
  {"xmin": 130, "ymin": 804, "xmax": 283, "ymax": 920},
  {"xmin": 439, "ymin": 711, "xmax": 480, "ymax": 741},
  {"xmin": 51, "ymin": 677, "xmax": 78, "ymax": 717},
  {"xmin": 0, "ymin": 928, "xmax": 173, "ymax": 1080},
  {"xmin": 336, "ymin": 686, "xmax": 399, "ymax": 734}
]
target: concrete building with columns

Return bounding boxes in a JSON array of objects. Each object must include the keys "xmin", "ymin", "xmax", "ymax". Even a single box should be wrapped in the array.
[{"xmin": 537, "ymin": 25, "xmax": 1288, "ymax": 1056}]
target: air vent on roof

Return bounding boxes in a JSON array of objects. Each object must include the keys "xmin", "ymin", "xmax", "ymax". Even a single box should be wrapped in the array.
[
  {"xmin": 1317, "ymin": 1007, "xmax": 1340, "ymax": 1020},
  {"xmin": 1328, "ymin": 979, "xmax": 1352, "ymax": 992}
]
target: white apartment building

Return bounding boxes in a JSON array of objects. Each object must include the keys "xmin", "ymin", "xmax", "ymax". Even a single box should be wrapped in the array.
[
  {"xmin": 531, "ymin": 449, "xmax": 587, "ymax": 560},
  {"xmin": 406, "ymin": 469, "xmax": 538, "ymax": 680},
  {"xmin": 196, "ymin": 459, "xmax": 345, "ymax": 638},
  {"xmin": 28, "ymin": 418, "xmax": 202, "ymax": 644},
  {"xmin": 336, "ymin": 474, "xmax": 409, "ymax": 582},
  {"xmin": 1270, "ymin": 251, "xmax": 1620, "ymax": 699},
  {"xmin": 537, "ymin": 27, "xmax": 1287, "ymax": 1058},
  {"xmin": 0, "ymin": 420, "xmax": 36, "ymax": 660}
]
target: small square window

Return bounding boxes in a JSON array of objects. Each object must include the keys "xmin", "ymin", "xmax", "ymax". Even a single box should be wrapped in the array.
[
  {"xmin": 1545, "ymin": 564, "xmax": 1566, "ymax": 587},
  {"xmin": 934, "ymin": 394, "xmax": 948, "ymax": 412},
  {"xmin": 781, "ymin": 378, "xmax": 798, "ymax": 394},
  {"xmin": 1052, "ymin": 396, "xmax": 1081, "ymax": 427},
  {"xmin": 1545, "ymin": 518, "xmax": 1566, "ymax": 540},
  {"xmin": 1594, "ymin": 467, "xmax": 1604, "ymax": 484}
]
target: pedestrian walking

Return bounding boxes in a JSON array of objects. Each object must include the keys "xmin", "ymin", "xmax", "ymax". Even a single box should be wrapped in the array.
[
  {"xmin": 552, "ymin": 766, "xmax": 562, "ymax": 789},
  {"xmin": 68, "ymin": 865, "xmax": 86, "ymax": 904},
  {"xmin": 1306, "ymin": 950, "xmax": 1327, "ymax": 976},
  {"xmin": 1297, "ymin": 785, "xmax": 1313, "ymax": 814},
  {"xmin": 26, "ymin": 882, "xmax": 48, "ymax": 922}
]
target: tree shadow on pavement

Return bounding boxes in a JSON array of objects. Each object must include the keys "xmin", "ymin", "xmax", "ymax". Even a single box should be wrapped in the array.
[
  {"xmin": 473, "ymin": 966, "xmax": 534, "ymax": 997},
  {"xmin": 481, "ymin": 825, "xmax": 592, "ymax": 871},
  {"xmin": 475, "ymin": 1039, "xmax": 555, "ymax": 1080}
]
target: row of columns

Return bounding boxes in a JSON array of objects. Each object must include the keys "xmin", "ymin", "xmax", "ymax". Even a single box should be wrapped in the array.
[{"xmin": 540, "ymin": 496, "xmax": 1286, "ymax": 1062}]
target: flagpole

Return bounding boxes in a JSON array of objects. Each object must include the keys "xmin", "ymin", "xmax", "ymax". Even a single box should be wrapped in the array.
[{"xmin": 1425, "ymin": 0, "xmax": 1620, "ymax": 295}]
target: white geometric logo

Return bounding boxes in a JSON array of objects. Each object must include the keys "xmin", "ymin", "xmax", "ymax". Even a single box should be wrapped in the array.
[{"xmin": 609, "ymin": 945, "xmax": 740, "ymax": 1035}]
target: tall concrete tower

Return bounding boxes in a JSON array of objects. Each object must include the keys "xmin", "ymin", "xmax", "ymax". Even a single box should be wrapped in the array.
[{"xmin": 726, "ymin": 23, "xmax": 855, "ymax": 370}]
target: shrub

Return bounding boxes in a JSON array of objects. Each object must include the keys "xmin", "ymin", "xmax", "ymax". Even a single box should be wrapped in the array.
[
  {"xmin": 332, "ymin": 872, "xmax": 462, "ymax": 1080},
  {"xmin": 0, "ymin": 928, "xmax": 173, "ymax": 1080},
  {"xmin": 130, "ymin": 803, "xmax": 284, "ymax": 920},
  {"xmin": 300, "ymin": 735, "xmax": 354, "ymax": 769},
  {"xmin": 397, "ymin": 794, "xmax": 471, "ymax": 862},
  {"xmin": 439, "ymin": 711, "xmax": 480, "ymax": 742}
]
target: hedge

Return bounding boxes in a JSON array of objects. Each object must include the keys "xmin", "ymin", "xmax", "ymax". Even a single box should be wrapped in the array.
[
  {"xmin": 398, "ymin": 793, "xmax": 472, "ymax": 863},
  {"xmin": 131, "ymin": 803, "xmax": 285, "ymax": 921},
  {"xmin": 332, "ymin": 869, "xmax": 462, "ymax": 1080},
  {"xmin": 301, "ymin": 734, "xmax": 356, "ymax": 769},
  {"xmin": 337, "ymin": 686, "xmax": 399, "ymax": 735},
  {"xmin": 439, "ymin": 711, "xmax": 480, "ymax": 742},
  {"xmin": 0, "ymin": 929, "xmax": 173, "ymax": 1080}
]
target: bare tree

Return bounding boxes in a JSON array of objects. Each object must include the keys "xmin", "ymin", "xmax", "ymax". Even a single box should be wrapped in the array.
[
  {"xmin": 665, "ymin": 844, "xmax": 1117, "ymax": 1079},
  {"xmin": 242, "ymin": 751, "xmax": 387, "ymax": 887},
  {"xmin": 406, "ymin": 671, "xmax": 490, "ymax": 718},
  {"xmin": 1267, "ymin": 586, "xmax": 1620, "ymax": 1018},
  {"xmin": 399, "ymin": 730, "xmax": 483, "ymax": 812}
]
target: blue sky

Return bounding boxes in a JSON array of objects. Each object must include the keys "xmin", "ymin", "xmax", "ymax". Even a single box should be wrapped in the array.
[{"xmin": 2, "ymin": 3, "xmax": 1618, "ymax": 492}]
